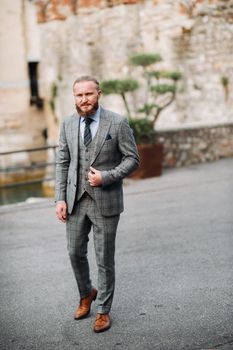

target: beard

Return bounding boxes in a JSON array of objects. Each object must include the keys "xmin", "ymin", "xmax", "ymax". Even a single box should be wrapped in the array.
[{"xmin": 75, "ymin": 100, "xmax": 99, "ymax": 117}]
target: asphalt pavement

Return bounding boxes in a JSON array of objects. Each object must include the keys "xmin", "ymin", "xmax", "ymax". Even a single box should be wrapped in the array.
[{"xmin": 0, "ymin": 158, "xmax": 233, "ymax": 350}]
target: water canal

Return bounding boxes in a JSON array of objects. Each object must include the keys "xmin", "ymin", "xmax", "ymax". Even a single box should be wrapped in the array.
[{"xmin": 0, "ymin": 183, "xmax": 52, "ymax": 206}]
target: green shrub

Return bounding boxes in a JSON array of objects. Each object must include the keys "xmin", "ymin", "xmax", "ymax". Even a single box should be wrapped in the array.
[{"xmin": 129, "ymin": 118, "xmax": 155, "ymax": 144}]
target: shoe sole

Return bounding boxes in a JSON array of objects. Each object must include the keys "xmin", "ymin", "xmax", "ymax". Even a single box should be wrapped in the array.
[
  {"xmin": 74, "ymin": 311, "xmax": 91, "ymax": 320},
  {"xmin": 93, "ymin": 323, "xmax": 111, "ymax": 333}
]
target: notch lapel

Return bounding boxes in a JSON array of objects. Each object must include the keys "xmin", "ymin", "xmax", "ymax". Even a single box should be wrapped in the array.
[
  {"xmin": 70, "ymin": 113, "xmax": 80, "ymax": 167},
  {"xmin": 91, "ymin": 108, "xmax": 111, "ymax": 165}
]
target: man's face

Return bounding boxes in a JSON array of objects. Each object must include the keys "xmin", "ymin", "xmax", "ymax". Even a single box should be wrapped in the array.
[{"xmin": 73, "ymin": 80, "xmax": 101, "ymax": 117}]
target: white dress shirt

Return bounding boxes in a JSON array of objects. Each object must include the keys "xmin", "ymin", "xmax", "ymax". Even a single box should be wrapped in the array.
[{"xmin": 80, "ymin": 107, "xmax": 100, "ymax": 140}]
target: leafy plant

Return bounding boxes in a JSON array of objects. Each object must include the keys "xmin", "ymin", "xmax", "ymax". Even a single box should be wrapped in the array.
[
  {"xmin": 129, "ymin": 53, "xmax": 162, "ymax": 67},
  {"xmin": 128, "ymin": 118, "xmax": 155, "ymax": 144},
  {"xmin": 129, "ymin": 53, "xmax": 182, "ymax": 126},
  {"xmin": 101, "ymin": 53, "xmax": 182, "ymax": 144},
  {"xmin": 221, "ymin": 76, "xmax": 228, "ymax": 87},
  {"xmin": 101, "ymin": 79, "xmax": 139, "ymax": 118},
  {"xmin": 49, "ymin": 82, "xmax": 58, "ymax": 112},
  {"xmin": 221, "ymin": 76, "xmax": 229, "ymax": 101}
]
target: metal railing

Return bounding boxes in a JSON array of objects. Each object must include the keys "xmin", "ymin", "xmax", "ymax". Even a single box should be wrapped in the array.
[{"xmin": 0, "ymin": 145, "xmax": 58, "ymax": 189}]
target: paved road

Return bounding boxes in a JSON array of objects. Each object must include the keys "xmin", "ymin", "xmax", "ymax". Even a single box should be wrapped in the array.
[{"xmin": 0, "ymin": 159, "xmax": 233, "ymax": 350}]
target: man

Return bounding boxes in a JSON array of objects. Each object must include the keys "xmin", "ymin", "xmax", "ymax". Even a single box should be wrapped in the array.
[{"xmin": 55, "ymin": 76, "xmax": 139, "ymax": 333}]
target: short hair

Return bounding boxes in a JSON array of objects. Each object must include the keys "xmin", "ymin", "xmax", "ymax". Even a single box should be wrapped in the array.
[{"xmin": 73, "ymin": 76, "xmax": 100, "ymax": 90}]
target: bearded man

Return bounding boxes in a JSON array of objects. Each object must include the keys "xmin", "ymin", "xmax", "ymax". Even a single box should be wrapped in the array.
[{"xmin": 55, "ymin": 76, "xmax": 139, "ymax": 333}]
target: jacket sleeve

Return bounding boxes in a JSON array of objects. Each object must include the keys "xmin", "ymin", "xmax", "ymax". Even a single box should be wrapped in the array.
[
  {"xmin": 101, "ymin": 117, "xmax": 139, "ymax": 187},
  {"xmin": 55, "ymin": 121, "xmax": 70, "ymax": 202}
]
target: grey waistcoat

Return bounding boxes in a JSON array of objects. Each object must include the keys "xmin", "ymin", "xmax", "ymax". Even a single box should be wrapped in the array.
[{"xmin": 76, "ymin": 130, "xmax": 98, "ymax": 202}]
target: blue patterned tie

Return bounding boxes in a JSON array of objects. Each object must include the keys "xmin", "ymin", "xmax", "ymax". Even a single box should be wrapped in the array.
[{"xmin": 84, "ymin": 117, "xmax": 93, "ymax": 147}]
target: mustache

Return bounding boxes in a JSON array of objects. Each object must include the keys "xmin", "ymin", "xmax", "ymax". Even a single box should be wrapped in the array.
[{"xmin": 75, "ymin": 101, "xmax": 99, "ymax": 116}]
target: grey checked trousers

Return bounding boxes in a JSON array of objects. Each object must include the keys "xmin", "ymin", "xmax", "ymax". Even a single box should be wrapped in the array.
[{"xmin": 66, "ymin": 193, "xmax": 120, "ymax": 314}]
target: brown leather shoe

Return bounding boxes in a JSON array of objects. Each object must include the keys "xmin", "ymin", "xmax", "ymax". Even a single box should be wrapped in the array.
[
  {"xmin": 93, "ymin": 313, "xmax": 111, "ymax": 333},
  {"xmin": 74, "ymin": 288, "xmax": 97, "ymax": 320}
]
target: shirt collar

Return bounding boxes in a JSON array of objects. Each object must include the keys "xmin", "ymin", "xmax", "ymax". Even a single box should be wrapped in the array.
[{"xmin": 81, "ymin": 107, "xmax": 100, "ymax": 123}]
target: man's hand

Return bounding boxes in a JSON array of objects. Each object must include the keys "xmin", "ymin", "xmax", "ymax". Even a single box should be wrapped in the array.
[
  {"xmin": 88, "ymin": 166, "xmax": 102, "ymax": 187},
  {"xmin": 56, "ymin": 201, "xmax": 67, "ymax": 223}
]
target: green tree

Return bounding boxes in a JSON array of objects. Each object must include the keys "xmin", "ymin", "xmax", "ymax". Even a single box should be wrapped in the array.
[
  {"xmin": 129, "ymin": 53, "xmax": 182, "ymax": 126},
  {"xmin": 100, "ymin": 79, "xmax": 139, "ymax": 118}
]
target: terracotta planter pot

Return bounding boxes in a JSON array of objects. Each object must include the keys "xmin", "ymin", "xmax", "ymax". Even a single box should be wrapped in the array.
[{"xmin": 130, "ymin": 143, "xmax": 164, "ymax": 179}]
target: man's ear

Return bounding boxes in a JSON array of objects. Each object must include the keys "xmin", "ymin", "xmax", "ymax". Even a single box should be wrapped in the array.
[{"xmin": 98, "ymin": 89, "xmax": 102, "ymax": 97}]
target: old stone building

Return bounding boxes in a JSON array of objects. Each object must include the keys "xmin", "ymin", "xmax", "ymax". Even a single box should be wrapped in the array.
[
  {"xmin": 37, "ymin": 0, "xmax": 233, "ymax": 166},
  {"xmin": 0, "ymin": 0, "xmax": 48, "ymax": 185},
  {"xmin": 1, "ymin": 0, "xmax": 233, "ymax": 187},
  {"xmin": 36, "ymin": 0, "xmax": 233, "ymax": 128}
]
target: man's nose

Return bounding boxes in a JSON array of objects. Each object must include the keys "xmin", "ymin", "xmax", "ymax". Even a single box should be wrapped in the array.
[{"xmin": 82, "ymin": 95, "xmax": 88, "ymax": 102}]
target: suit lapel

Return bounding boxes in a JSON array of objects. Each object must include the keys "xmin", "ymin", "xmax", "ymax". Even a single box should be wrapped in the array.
[
  {"xmin": 71, "ymin": 113, "xmax": 80, "ymax": 167},
  {"xmin": 91, "ymin": 107, "xmax": 111, "ymax": 164}
]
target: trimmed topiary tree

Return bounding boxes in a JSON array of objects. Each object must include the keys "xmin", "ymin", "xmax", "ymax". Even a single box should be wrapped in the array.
[
  {"xmin": 129, "ymin": 53, "xmax": 182, "ymax": 126},
  {"xmin": 100, "ymin": 79, "xmax": 139, "ymax": 118},
  {"xmin": 100, "ymin": 53, "xmax": 182, "ymax": 148}
]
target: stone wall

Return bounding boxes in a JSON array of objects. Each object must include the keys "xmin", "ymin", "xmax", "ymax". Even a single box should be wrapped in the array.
[
  {"xmin": 0, "ymin": 0, "xmax": 48, "ymax": 185},
  {"xmin": 35, "ymin": 0, "xmax": 144, "ymax": 23},
  {"xmin": 37, "ymin": 0, "xmax": 233, "ymax": 133},
  {"xmin": 157, "ymin": 122, "xmax": 233, "ymax": 167},
  {"xmin": 1, "ymin": 0, "xmax": 233, "ymax": 186}
]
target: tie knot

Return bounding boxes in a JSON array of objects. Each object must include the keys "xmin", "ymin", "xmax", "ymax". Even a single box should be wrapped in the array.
[{"xmin": 85, "ymin": 117, "xmax": 94, "ymax": 125}]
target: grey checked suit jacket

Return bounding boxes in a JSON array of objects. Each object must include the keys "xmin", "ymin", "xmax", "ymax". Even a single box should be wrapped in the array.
[{"xmin": 55, "ymin": 107, "xmax": 139, "ymax": 216}]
